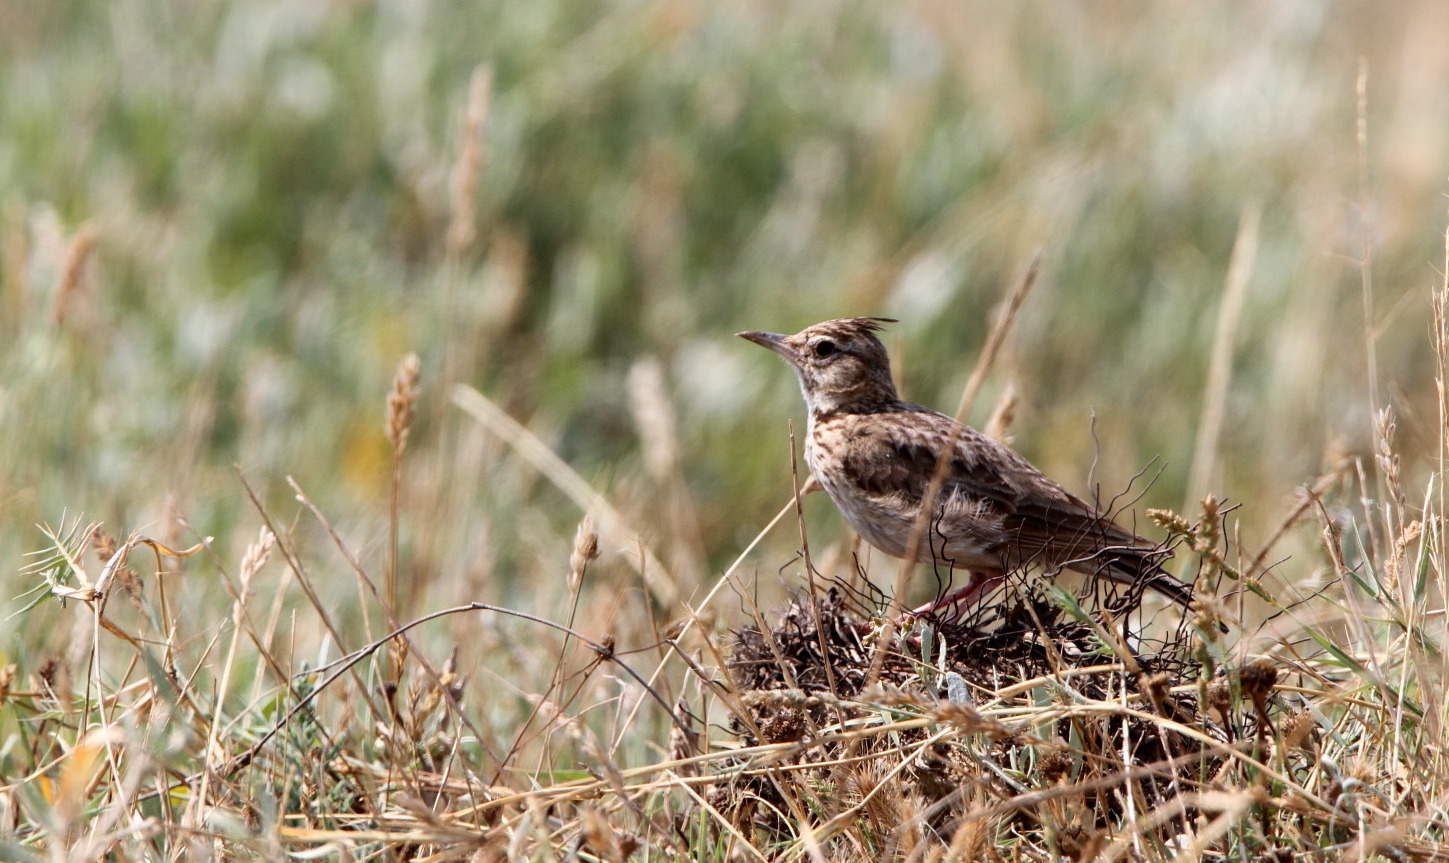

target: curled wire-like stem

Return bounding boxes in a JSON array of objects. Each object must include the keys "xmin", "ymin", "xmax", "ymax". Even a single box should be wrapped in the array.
[{"xmin": 225, "ymin": 601, "xmax": 687, "ymax": 779}]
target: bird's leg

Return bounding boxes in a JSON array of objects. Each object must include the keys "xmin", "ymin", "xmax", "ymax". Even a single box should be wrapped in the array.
[{"xmin": 903, "ymin": 569, "xmax": 1006, "ymax": 621}]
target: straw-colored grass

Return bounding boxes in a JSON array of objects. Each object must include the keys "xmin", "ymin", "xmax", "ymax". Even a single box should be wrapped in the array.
[{"xmin": 5, "ymin": 2, "xmax": 1449, "ymax": 860}]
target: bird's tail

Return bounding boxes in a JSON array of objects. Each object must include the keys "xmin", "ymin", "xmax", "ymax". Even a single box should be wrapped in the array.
[
  {"xmin": 1080, "ymin": 547, "xmax": 1196, "ymax": 609},
  {"xmin": 1133, "ymin": 564, "xmax": 1195, "ymax": 608}
]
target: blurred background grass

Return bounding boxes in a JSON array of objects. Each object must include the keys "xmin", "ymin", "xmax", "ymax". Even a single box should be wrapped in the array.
[{"xmin": 2, "ymin": 0, "xmax": 1447, "ymax": 665}]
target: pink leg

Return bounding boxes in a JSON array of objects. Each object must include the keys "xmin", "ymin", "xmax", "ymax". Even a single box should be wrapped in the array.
[{"xmin": 905, "ymin": 570, "xmax": 1005, "ymax": 620}]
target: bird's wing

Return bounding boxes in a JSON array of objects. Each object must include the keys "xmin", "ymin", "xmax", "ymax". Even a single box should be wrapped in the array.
[
  {"xmin": 840, "ymin": 413, "xmax": 1025, "ymax": 506},
  {"xmin": 841, "ymin": 408, "xmax": 1161, "ymax": 561},
  {"xmin": 837, "ymin": 408, "xmax": 1192, "ymax": 606}
]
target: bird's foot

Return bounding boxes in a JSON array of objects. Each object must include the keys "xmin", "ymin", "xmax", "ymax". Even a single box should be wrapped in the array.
[{"xmin": 896, "ymin": 571, "xmax": 1005, "ymax": 626}]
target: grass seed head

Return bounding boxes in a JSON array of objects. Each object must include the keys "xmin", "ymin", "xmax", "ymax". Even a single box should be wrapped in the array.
[
  {"xmin": 1239, "ymin": 659, "xmax": 1280, "ymax": 703},
  {"xmin": 385, "ymin": 352, "xmax": 421, "ymax": 455},
  {"xmin": 1281, "ymin": 710, "xmax": 1318, "ymax": 751},
  {"xmin": 569, "ymin": 516, "xmax": 600, "ymax": 591},
  {"xmin": 1148, "ymin": 508, "xmax": 1192, "ymax": 536}
]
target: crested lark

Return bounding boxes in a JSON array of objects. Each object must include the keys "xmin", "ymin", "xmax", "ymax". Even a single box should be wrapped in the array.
[{"xmin": 739, "ymin": 317, "xmax": 1193, "ymax": 613}]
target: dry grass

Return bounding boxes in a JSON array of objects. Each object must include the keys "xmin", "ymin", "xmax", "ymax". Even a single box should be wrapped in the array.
[
  {"xmin": 6, "ymin": 249, "xmax": 1449, "ymax": 860},
  {"xmin": 5, "ymin": 458, "xmax": 1447, "ymax": 861},
  {"xmin": 6, "ymin": 3, "xmax": 1449, "ymax": 860}
]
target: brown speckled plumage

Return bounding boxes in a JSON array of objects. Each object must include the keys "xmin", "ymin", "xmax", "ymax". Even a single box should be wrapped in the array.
[{"xmin": 739, "ymin": 317, "xmax": 1193, "ymax": 610}]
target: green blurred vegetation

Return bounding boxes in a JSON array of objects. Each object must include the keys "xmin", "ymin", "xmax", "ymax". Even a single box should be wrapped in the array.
[{"xmin": 2, "ymin": 0, "xmax": 1447, "ymax": 653}]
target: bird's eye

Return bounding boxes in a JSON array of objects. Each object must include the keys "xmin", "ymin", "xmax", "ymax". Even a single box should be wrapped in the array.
[{"xmin": 813, "ymin": 340, "xmax": 838, "ymax": 358}]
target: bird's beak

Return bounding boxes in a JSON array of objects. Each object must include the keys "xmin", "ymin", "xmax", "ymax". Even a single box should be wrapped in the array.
[{"xmin": 737, "ymin": 330, "xmax": 791, "ymax": 358}]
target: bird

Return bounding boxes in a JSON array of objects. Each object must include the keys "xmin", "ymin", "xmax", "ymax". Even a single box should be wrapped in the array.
[{"xmin": 738, "ymin": 317, "xmax": 1194, "ymax": 615}]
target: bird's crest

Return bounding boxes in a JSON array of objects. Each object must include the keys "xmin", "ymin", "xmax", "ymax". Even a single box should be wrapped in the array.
[
  {"xmin": 843, "ymin": 316, "xmax": 896, "ymax": 333},
  {"xmin": 808, "ymin": 317, "xmax": 897, "ymax": 340}
]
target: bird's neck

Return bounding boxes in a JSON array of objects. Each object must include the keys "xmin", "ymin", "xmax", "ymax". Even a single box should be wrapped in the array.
[{"xmin": 805, "ymin": 382, "xmax": 901, "ymax": 419}]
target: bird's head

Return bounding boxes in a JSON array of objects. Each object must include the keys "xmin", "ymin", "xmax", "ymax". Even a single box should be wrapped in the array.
[{"xmin": 738, "ymin": 317, "xmax": 900, "ymax": 415}]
